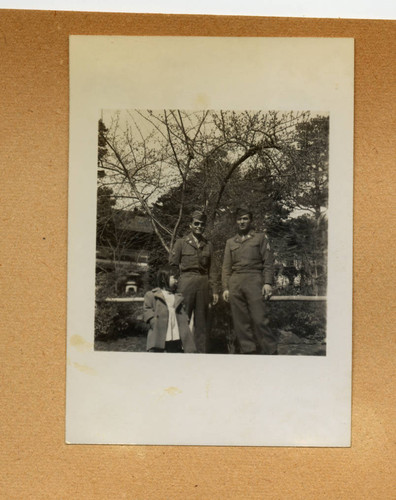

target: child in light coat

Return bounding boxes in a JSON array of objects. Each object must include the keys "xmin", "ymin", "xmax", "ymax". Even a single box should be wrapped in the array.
[{"xmin": 143, "ymin": 267, "xmax": 197, "ymax": 353}]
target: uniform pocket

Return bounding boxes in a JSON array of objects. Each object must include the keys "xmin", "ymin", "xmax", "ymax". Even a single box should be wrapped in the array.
[
  {"xmin": 229, "ymin": 242, "xmax": 241, "ymax": 252},
  {"xmin": 229, "ymin": 243, "xmax": 241, "ymax": 262},
  {"xmin": 245, "ymin": 242, "xmax": 261, "ymax": 259}
]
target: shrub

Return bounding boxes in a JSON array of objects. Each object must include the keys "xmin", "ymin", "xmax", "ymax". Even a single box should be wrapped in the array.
[
  {"xmin": 267, "ymin": 300, "xmax": 326, "ymax": 341},
  {"xmin": 207, "ymin": 299, "xmax": 326, "ymax": 352},
  {"xmin": 95, "ymin": 271, "xmax": 149, "ymax": 339}
]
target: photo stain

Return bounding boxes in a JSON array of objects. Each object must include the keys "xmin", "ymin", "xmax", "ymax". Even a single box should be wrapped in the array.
[
  {"xmin": 70, "ymin": 334, "xmax": 92, "ymax": 352},
  {"xmin": 194, "ymin": 93, "xmax": 209, "ymax": 108},
  {"xmin": 73, "ymin": 362, "xmax": 97, "ymax": 376},
  {"xmin": 164, "ymin": 386, "xmax": 182, "ymax": 396},
  {"xmin": 134, "ymin": 448, "xmax": 147, "ymax": 459}
]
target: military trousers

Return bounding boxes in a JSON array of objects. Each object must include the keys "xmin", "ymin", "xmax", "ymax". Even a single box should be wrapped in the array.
[
  {"xmin": 177, "ymin": 273, "xmax": 209, "ymax": 353},
  {"xmin": 229, "ymin": 273, "xmax": 277, "ymax": 354}
]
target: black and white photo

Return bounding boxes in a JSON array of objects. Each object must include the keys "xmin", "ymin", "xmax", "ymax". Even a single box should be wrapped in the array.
[
  {"xmin": 95, "ymin": 109, "xmax": 328, "ymax": 356},
  {"xmin": 66, "ymin": 36, "xmax": 353, "ymax": 446}
]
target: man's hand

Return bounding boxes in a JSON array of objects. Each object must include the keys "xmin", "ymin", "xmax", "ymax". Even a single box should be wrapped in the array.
[
  {"xmin": 223, "ymin": 290, "xmax": 230, "ymax": 303},
  {"xmin": 262, "ymin": 284, "xmax": 272, "ymax": 301},
  {"xmin": 212, "ymin": 293, "xmax": 219, "ymax": 305}
]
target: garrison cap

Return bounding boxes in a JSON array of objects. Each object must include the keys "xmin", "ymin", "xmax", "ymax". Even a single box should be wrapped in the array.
[
  {"xmin": 191, "ymin": 210, "xmax": 207, "ymax": 222},
  {"xmin": 235, "ymin": 206, "xmax": 253, "ymax": 219}
]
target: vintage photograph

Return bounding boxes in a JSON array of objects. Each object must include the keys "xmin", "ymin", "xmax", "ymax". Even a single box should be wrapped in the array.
[
  {"xmin": 95, "ymin": 109, "xmax": 328, "ymax": 356},
  {"xmin": 67, "ymin": 36, "xmax": 352, "ymax": 445}
]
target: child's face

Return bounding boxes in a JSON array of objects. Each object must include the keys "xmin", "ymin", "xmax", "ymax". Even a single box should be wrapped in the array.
[{"xmin": 169, "ymin": 275, "xmax": 178, "ymax": 290}]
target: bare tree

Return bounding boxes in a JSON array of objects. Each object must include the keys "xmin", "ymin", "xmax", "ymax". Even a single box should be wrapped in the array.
[{"xmin": 98, "ymin": 110, "xmax": 316, "ymax": 256}]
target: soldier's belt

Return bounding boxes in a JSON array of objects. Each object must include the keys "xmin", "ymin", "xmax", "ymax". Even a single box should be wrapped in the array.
[
  {"xmin": 180, "ymin": 269, "xmax": 208, "ymax": 276},
  {"xmin": 231, "ymin": 270, "xmax": 263, "ymax": 275}
]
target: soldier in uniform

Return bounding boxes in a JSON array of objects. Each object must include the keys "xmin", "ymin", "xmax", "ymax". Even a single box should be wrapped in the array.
[
  {"xmin": 170, "ymin": 211, "xmax": 219, "ymax": 353},
  {"xmin": 222, "ymin": 207, "xmax": 278, "ymax": 355}
]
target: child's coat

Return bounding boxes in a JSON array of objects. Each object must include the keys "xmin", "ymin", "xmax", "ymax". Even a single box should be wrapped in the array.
[{"xmin": 143, "ymin": 288, "xmax": 197, "ymax": 352}]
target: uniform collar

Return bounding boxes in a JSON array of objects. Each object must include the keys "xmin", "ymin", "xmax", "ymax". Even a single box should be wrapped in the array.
[
  {"xmin": 234, "ymin": 229, "xmax": 255, "ymax": 243},
  {"xmin": 185, "ymin": 232, "xmax": 207, "ymax": 248}
]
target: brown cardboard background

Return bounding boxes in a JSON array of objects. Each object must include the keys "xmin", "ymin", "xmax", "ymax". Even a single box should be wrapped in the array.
[{"xmin": 0, "ymin": 10, "xmax": 394, "ymax": 498}]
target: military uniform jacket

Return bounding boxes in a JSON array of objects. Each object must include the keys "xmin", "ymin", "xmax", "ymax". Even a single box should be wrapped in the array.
[
  {"xmin": 170, "ymin": 233, "xmax": 218, "ymax": 293},
  {"xmin": 222, "ymin": 230, "xmax": 274, "ymax": 290}
]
